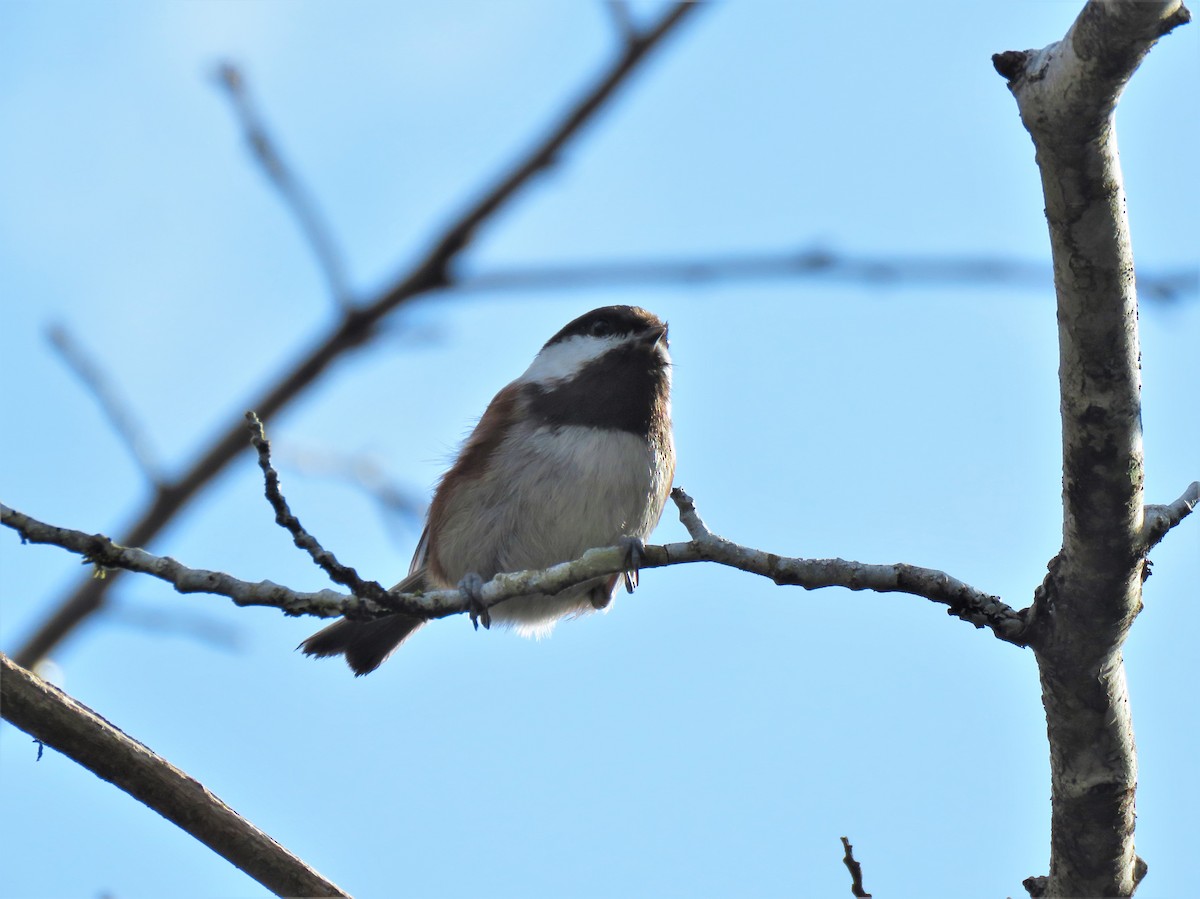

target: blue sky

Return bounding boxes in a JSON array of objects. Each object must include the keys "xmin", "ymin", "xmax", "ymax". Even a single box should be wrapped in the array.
[{"xmin": 2, "ymin": 3, "xmax": 1197, "ymax": 897}]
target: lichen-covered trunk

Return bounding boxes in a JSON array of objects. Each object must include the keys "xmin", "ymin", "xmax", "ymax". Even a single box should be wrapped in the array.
[
  {"xmin": 995, "ymin": 1, "xmax": 1191, "ymax": 895},
  {"xmin": 1033, "ymin": 105, "xmax": 1146, "ymax": 899}
]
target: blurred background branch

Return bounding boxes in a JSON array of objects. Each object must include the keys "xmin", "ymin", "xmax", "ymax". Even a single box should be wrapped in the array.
[
  {"xmin": 46, "ymin": 323, "xmax": 164, "ymax": 487},
  {"xmin": 604, "ymin": 1, "xmax": 638, "ymax": 44},
  {"xmin": 276, "ymin": 445, "xmax": 426, "ymax": 530},
  {"xmin": 213, "ymin": 61, "xmax": 352, "ymax": 310},
  {"xmin": 10, "ymin": 1, "xmax": 702, "ymax": 670},
  {"xmin": 455, "ymin": 249, "xmax": 1196, "ymax": 302}
]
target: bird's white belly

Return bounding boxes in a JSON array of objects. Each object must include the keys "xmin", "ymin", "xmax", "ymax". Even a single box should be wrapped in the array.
[{"xmin": 433, "ymin": 424, "xmax": 671, "ymax": 635}]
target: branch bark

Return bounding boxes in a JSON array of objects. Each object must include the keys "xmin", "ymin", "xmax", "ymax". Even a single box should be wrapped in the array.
[
  {"xmin": 0, "ymin": 653, "xmax": 348, "ymax": 898},
  {"xmin": 1141, "ymin": 480, "xmax": 1200, "ymax": 551},
  {"xmin": 10, "ymin": 2, "xmax": 700, "ymax": 670},
  {"xmin": 994, "ymin": 2, "xmax": 1192, "ymax": 895},
  {"xmin": 1, "ymin": 490, "xmax": 1030, "ymax": 645},
  {"xmin": 840, "ymin": 836, "xmax": 873, "ymax": 898}
]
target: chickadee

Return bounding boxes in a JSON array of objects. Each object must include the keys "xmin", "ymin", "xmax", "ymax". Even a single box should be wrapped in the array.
[{"xmin": 301, "ymin": 305, "xmax": 675, "ymax": 675}]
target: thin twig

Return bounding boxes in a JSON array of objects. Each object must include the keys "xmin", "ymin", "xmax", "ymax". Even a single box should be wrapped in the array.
[
  {"xmin": 0, "ymin": 653, "xmax": 348, "ymax": 897},
  {"xmin": 0, "ymin": 501, "xmax": 387, "ymax": 621},
  {"xmin": 245, "ymin": 411, "xmax": 393, "ymax": 609},
  {"xmin": 668, "ymin": 489, "xmax": 1031, "ymax": 645},
  {"xmin": 46, "ymin": 324, "xmax": 163, "ymax": 486},
  {"xmin": 13, "ymin": 3, "xmax": 701, "ymax": 670},
  {"xmin": 214, "ymin": 62, "xmax": 352, "ymax": 309},
  {"xmin": 840, "ymin": 836, "xmax": 872, "ymax": 898}
]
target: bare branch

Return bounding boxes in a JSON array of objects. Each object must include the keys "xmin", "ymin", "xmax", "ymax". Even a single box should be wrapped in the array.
[
  {"xmin": 603, "ymin": 1, "xmax": 637, "ymax": 44},
  {"xmin": 13, "ymin": 3, "xmax": 701, "ymax": 670},
  {"xmin": 0, "ymin": 501, "xmax": 377, "ymax": 620},
  {"xmin": 213, "ymin": 62, "xmax": 352, "ymax": 309},
  {"xmin": 456, "ymin": 249, "xmax": 1197, "ymax": 303},
  {"xmin": 1, "ymin": 489, "xmax": 1029, "ymax": 646},
  {"xmin": 391, "ymin": 2, "xmax": 700, "ymax": 288},
  {"xmin": 1142, "ymin": 480, "xmax": 1200, "ymax": 551},
  {"xmin": 46, "ymin": 323, "xmax": 163, "ymax": 486},
  {"xmin": 0, "ymin": 652, "xmax": 348, "ymax": 898},
  {"xmin": 840, "ymin": 837, "xmax": 872, "ymax": 899},
  {"xmin": 667, "ymin": 489, "xmax": 1031, "ymax": 645},
  {"xmin": 245, "ymin": 411, "xmax": 393, "ymax": 608}
]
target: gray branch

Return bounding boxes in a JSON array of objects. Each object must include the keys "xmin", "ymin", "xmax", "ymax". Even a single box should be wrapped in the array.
[
  {"xmin": 0, "ymin": 491, "xmax": 1030, "ymax": 646},
  {"xmin": 665, "ymin": 489, "xmax": 1030, "ymax": 644},
  {"xmin": 0, "ymin": 652, "xmax": 348, "ymax": 898}
]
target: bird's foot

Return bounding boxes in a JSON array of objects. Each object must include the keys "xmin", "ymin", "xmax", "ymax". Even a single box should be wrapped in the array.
[
  {"xmin": 619, "ymin": 536, "xmax": 645, "ymax": 594},
  {"xmin": 459, "ymin": 572, "xmax": 491, "ymax": 630}
]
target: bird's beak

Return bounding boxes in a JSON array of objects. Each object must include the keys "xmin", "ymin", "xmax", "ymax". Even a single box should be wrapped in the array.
[{"xmin": 642, "ymin": 324, "xmax": 668, "ymax": 349}]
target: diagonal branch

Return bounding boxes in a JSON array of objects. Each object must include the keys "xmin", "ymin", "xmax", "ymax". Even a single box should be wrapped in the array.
[
  {"xmin": 0, "ymin": 652, "xmax": 348, "ymax": 898},
  {"xmin": 245, "ymin": 411, "xmax": 392, "ymax": 608},
  {"xmin": 214, "ymin": 62, "xmax": 352, "ymax": 309},
  {"xmin": 840, "ymin": 837, "xmax": 873, "ymax": 899},
  {"xmin": 378, "ymin": 2, "xmax": 700, "ymax": 292},
  {"xmin": 46, "ymin": 323, "xmax": 164, "ymax": 486},
  {"xmin": 603, "ymin": 1, "xmax": 638, "ymax": 44},
  {"xmin": 11, "ymin": 2, "xmax": 701, "ymax": 670}
]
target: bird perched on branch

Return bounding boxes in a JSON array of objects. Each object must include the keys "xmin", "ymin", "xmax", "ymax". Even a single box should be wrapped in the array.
[{"xmin": 301, "ymin": 305, "xmax": 675, "ymax": 675}]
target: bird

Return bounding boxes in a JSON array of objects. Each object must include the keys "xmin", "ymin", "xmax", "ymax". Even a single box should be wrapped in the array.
[{"xmin": 300, "ymin": 305, "xmax": 675, "ymax": 675}]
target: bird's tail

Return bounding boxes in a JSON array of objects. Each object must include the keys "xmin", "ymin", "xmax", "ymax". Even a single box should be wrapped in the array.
[
  {"xmin": 299, "ymin": 612, "xmax": 425, "ymax": 676},
  {"xmin": 299, "ymin": 569, "xmax": 429, "ymax": 675}
]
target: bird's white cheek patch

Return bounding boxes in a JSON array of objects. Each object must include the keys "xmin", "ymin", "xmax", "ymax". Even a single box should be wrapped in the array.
[{"xmin": 520, "ymin": 335, "xmax": 618, "ymax": 384}]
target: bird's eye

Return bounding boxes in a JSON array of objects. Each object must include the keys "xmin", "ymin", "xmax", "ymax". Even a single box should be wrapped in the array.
[{"xmin": 589, "ymin": 320, "xmax": 614, "ymax": 338}]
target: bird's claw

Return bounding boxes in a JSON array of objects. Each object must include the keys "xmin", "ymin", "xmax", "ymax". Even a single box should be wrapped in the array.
[
  {"xmin": 619, "ymin": 536, "xmax": 645, "ymax": 594},
  {"xmin": 459, "ymin": 573, "xmax": 491, "ymax": 630}
]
